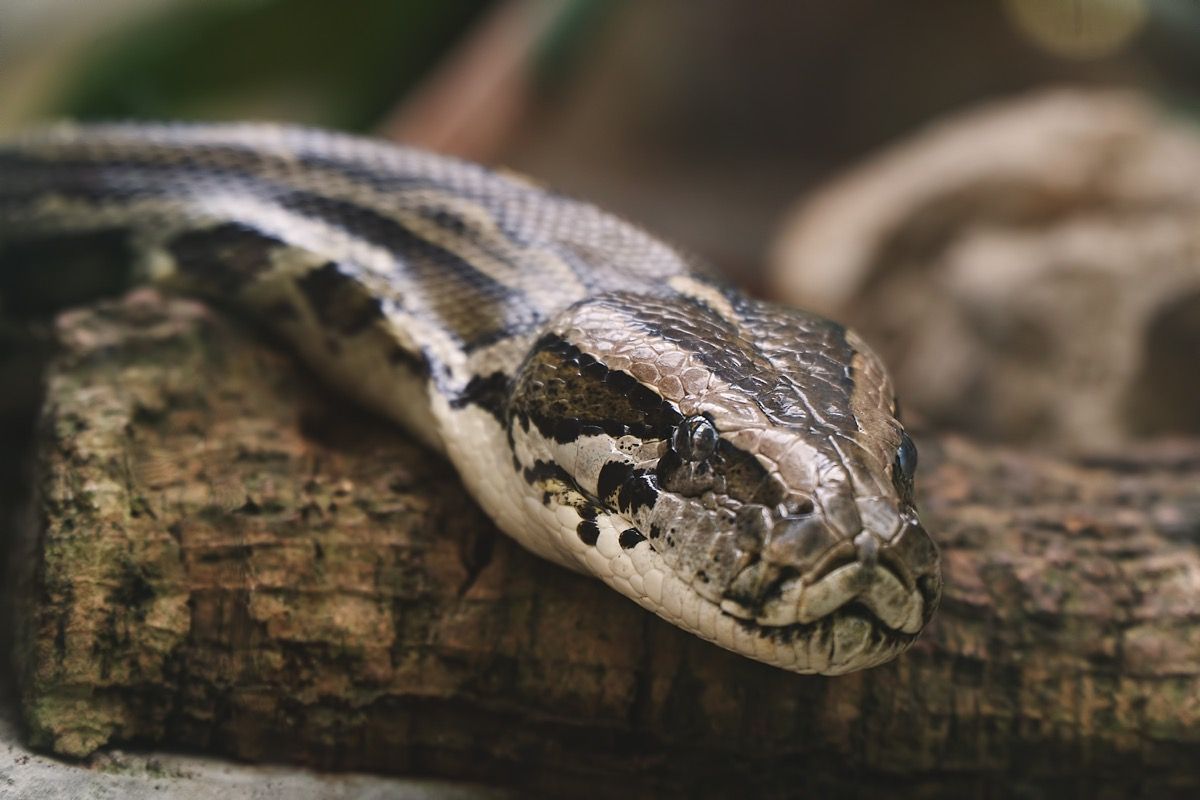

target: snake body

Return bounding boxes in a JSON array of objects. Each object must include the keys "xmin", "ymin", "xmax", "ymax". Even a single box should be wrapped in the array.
[{"xmin": 0, "ymin": 123, "xmax": 940, "ymax": 674}]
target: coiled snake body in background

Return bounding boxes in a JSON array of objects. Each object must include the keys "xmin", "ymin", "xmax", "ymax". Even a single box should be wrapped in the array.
[{"xmin": 0, "ymin": 124, "xmax": 940, "ymax": 674}]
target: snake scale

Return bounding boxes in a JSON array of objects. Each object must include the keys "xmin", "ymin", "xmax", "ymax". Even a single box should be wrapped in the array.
[{"xmin": 0, "ymin": 123, "xmax": 940, "ymax": 675}]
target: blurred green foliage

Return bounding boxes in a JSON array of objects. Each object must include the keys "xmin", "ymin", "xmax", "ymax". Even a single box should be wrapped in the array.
[{"xmin": 53, "ymin": 0, "xmax": 492, "ymax": 130}]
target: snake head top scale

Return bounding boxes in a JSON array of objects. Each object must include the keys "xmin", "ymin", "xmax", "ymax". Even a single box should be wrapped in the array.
[{"xmin": 508, "ymin": 286, "xmax": 941, "ymax": 674}]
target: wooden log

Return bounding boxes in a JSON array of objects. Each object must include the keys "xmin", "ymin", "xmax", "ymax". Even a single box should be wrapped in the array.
[{"xmin": 5, "ymin": 290, "xmax": 1200, "ymax": 797}]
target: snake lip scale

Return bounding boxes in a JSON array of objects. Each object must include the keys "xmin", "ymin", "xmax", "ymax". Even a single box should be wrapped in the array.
[{"xmin": 0, "ymin": 122, "xmax": 942, "ymax": 675}]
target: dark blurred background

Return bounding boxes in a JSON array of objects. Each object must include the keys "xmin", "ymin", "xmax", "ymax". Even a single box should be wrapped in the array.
[{"xmin": 1, "ymin": 0, "xmax": 1194, "ymax": 286}]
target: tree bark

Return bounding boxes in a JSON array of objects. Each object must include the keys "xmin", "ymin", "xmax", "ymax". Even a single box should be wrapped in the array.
[{"xmin": 3, "ymin": 289, "xmax": 1198, "ymax": 798}]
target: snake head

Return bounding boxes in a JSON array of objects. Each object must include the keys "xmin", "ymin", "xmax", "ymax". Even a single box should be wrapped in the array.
[
  {"xmin": 654, "ymin": 415, "xmax": 939, "ymax": 619},
  {"xmin": 508, "ymin": 288, "xmax": 941, "ymax": 674}
]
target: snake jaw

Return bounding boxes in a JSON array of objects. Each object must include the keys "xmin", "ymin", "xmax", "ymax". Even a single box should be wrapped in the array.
[
  {"xmin": 719, "ymin": 559, "xmax": 927, "ymax": 634},
  {"xmin": 711, "ymin": 508, "xmax": 934, "ymax": 635}
]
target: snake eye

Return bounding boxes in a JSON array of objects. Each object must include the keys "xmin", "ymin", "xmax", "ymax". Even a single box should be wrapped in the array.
[
  {"xmin": 672, "ymin": 415, "xmax": 718, "ymax": 462},
  {"xmin": 895, "ymin": 431, "xmax": 918, "ymax": 483}
]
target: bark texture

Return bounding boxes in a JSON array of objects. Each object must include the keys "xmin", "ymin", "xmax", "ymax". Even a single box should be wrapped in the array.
[{"xmin": 5, "ymin": 290, "xmax": 1200, "ymax": 798}]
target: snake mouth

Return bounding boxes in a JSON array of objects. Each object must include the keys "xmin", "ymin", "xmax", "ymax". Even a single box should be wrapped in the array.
[
  {"xmin": 726, "ymin": 601, "xmax": 921, "ymax": 674},
  {"xmin": 717, "ymin": 547, "xmax": 929, "ymax": 635}
]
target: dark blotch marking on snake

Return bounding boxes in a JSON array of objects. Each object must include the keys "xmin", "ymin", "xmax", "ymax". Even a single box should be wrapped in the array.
[
  {"xmin": 619, "ymin": 528, "xmax": 646, "ymax": 549},
  {"xmin": 714, "ymin": 439, "xmax": 786, "ymax": 508},
  {"xmin": 294, "ymin": 261, "xmax": 430, "ymax": 373},
  {"xmin": 522, "ymin": 459, "xmax": 579, "ymax": 506},
  {"xmin": 597, "ymin": 460, "xmax": 660, "ymax": 516},
  {"xmin": 296, "ymin": 261, "xmax": 386, "ymax": 336},
  {"xmin": 511, "ymin": 333, "xmax": 682, "ymax": 445},
  {"xmin": 597, "ymin": 460, "xmax": 634, "ymax": 504},
  {"xmin": 576, "ymin": 520, "xmax": 600, "ymax": 546},
  {"xmin": 453, "ymin": 371, "xmax": 510, "ymax": 423},
  {"xmin": 386, "ymin": 345, "xmax": 430, "ymax": 376},
  {"xmin": 617, "ymin": 470, "xmax": 659, "ymax": 516},
  {"xmin": 277, "ymin": 190, "xmax": 539, "ymax": 351},
  {"xmin": 167, "ymin": 222, "xmax": 282, "ymax": 295}
]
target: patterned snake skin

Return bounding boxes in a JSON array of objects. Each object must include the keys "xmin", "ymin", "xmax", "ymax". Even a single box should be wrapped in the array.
[{"xmin": 0, "ymin": 123, "xmax": 940, "ymax": 674}]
